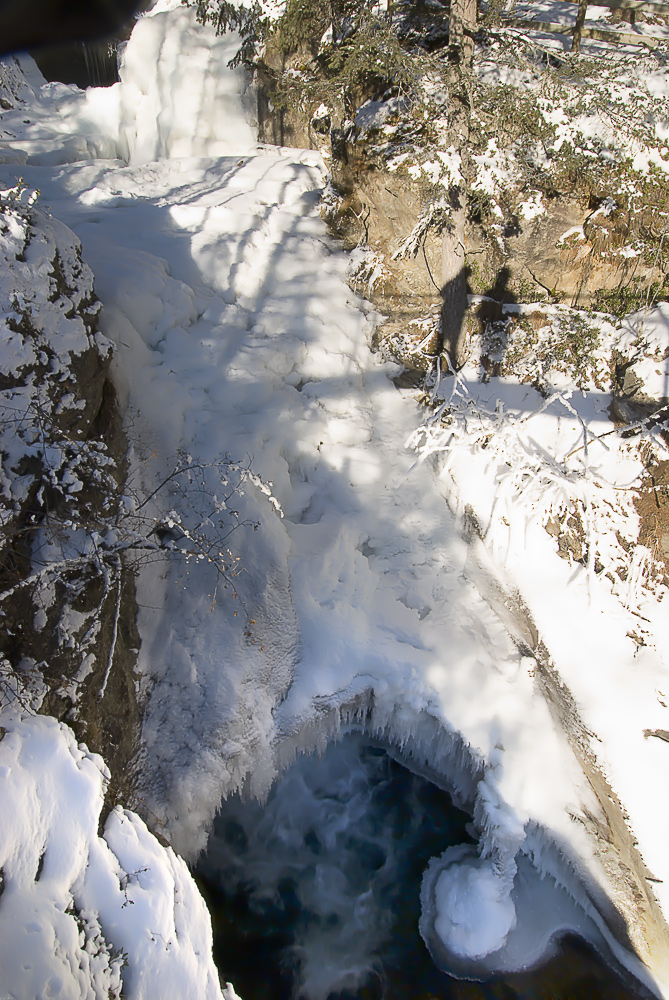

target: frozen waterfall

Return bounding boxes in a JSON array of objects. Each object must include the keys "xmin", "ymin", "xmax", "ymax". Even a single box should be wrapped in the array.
[{"xmin": 0, "ymin": 2, "xmax": 663, "ymax": 997}]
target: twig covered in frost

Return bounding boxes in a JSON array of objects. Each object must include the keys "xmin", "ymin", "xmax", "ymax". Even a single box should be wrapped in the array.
[
  {"xmin": 408, "ymin": 340, "xmax": 666, "ymax": 614},
  {"xmin": 391, "ymin": 200, "xmax": 450, "ymax": 261},
  {"xmin": 98, "ymin": 560, "xmax": 121, "ymax": 701}
]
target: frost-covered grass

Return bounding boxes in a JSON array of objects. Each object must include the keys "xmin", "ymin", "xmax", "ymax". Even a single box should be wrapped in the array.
[{"xmin": 412, "ymin": 303, "xmax": 669, "ymax": 602}]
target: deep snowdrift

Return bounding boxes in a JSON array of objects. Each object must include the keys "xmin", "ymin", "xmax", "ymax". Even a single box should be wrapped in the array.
[{"xmin": 0, "ymin": 1, "xmax": 668, "ymax": 997}]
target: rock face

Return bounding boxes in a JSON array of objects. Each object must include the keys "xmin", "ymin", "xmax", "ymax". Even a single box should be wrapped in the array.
[
  {"xmin": 477, "ymin": 195, "xmax": 665, "ymax": 312},
  {"xmin": 329, "ymin": 149, "xmax": 445, "ymax": 364},
  {"xmin": 258, "ymin": 51, "xmax": 667, "ymax": 372},
  {"xmin": 0, "ymin": 182, "xmax": 141, "ymax": 810},
  {"xmin": 326, "ymin": 135, "xmax": 667, "ymax": 368}
]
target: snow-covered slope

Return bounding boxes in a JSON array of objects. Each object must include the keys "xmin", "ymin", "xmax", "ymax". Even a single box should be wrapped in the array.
[{"xmin": 1, "ymin": 3, "xmax": 668, "ymax": 998}]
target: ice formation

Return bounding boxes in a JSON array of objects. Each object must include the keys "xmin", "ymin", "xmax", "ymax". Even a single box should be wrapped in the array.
[
  {"xmin": 196, "ymin": 731, "xmax": 475, "ymax": 998},
  {"xmin": 0, "ymin": 2, "xmax": 668, "ymax": 997}
]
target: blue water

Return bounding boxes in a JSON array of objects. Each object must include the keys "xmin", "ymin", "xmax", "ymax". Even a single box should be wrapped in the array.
[{"xmin": 194, "ymin": 733, "xmax": 646, "ymax": 1000}]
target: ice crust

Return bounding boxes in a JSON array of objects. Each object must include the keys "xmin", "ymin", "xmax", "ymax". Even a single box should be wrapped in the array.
[{"xmin": 0, "ymin": 2, "xmax": 667, "ymax": 996}]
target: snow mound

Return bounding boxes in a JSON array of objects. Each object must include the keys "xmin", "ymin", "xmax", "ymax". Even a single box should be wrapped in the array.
[
  {"xmin": 433, "ymin": 854, "xmax": 517, "ymax": 960},
  {"xmin": 0, "ymin": 709, "xmax": 227, "ymax": 1000}
]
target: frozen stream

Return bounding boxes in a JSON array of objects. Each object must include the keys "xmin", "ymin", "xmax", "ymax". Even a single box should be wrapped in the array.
[{"xmin": 0, "ymin": 3, "xmax": 662, "ymax": 996}]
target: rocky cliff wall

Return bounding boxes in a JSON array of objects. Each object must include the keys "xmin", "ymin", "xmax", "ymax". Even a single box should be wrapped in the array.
[{"xmin": 0, "ymin": 180, "xmax": 142, "ymax": 814}]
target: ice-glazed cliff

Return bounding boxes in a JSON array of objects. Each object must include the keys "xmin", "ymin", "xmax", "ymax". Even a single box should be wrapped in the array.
[{"xmin": 1, "ymin": 2, "xmax": 668, "ymax": 997}]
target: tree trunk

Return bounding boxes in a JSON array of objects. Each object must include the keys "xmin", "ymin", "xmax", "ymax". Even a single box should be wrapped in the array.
[
  {"xmin": 572, "ymin": 0, "xmax": 588, "ymax": 51},
  {"xmin": 449, "ymin": 0, "xmax": 476, "ymax": 68}
]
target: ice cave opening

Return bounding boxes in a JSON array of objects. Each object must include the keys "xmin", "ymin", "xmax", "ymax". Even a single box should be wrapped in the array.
[{"xmin": 194, "ymin": 732, "xmax": 646, "ymax": 1000}]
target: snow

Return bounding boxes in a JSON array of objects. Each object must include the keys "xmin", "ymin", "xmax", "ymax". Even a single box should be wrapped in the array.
[
  {"xmin": 472, "ymin": 138, "xmax": 517, "ymax": 206},
  {"xmin": 433, "ymin": 854, "xmax": 518, "ymax": 960},
  {"xmin": 517, "ymin": 192, "xmax": 545, "ymax": 220},
  {"xmin": 117, "ymin": 9, "xmax": 257, "ymax": 163},
  {"xmin": 355, "ymin": 96, "xmax": 407, "ymax": 133},
  {"xmin": 618, "ymin": 304, "xmax": 669, "ymax": 402},
  {"xmin": 0, "ymin": 1, "xmax": 668, "ymax": 997},
  {"xmin": 0, "ymin": 709, "xmax": 226, "ymax": 1000},
  {"xmin": 410, "ymin": 305, "xmax": 669, "ymax": 966},
  {"xmin": 499, "ymin": 0, "xmax": 669, "ymax": 52}
]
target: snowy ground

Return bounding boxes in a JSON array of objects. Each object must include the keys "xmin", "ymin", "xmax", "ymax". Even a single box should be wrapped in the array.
[
  {"xmin": 412, "ymin": 304, "xmax": 669, "ymax": 897},
  {"xmin": 1, "ymin": 1, "xmax": 669, "ymax": 998}
]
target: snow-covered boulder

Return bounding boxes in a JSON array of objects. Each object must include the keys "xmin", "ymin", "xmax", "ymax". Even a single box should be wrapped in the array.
[{"xmin": 0, "ymin": 709, "xmax": 228, "ymax": 1000}]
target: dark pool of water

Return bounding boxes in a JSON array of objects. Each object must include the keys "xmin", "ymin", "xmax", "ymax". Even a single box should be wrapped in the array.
[{"xmin": 194, "ymin": 735, "xmax": 647, "ymax": 1000}]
